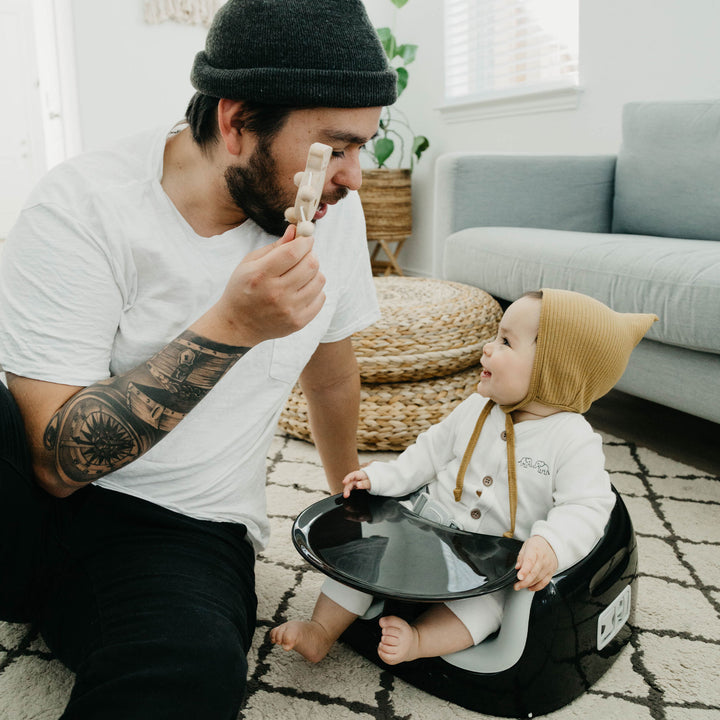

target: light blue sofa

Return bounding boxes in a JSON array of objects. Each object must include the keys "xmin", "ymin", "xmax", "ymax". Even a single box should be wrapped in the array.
[{"xmin": 433, "ymin": 101, "xmax": 720, "ymax": 424}]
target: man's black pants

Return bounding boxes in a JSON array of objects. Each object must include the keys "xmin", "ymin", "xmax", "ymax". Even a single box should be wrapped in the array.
[{"xmin": 0, "ymin": 382, "xmax": 257, "ymax": 719}]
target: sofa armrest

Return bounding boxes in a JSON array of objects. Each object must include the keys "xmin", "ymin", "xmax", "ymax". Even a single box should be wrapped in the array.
[{"xmin": 433, "ymin": 153, "xmax": 617, "ymax": 277}]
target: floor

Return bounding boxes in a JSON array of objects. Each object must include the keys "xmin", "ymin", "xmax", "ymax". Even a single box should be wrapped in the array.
[{"xmin": 585, "ymin": 389, "xmax": 719, "ymax": 476}]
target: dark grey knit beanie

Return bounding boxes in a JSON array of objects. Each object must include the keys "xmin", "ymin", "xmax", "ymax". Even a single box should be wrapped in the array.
[{"xmin": 191, "ymin": 0, "xmax": 398, "ymax": 107}]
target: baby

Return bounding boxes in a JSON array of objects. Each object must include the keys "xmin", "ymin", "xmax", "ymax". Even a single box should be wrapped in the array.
[{"xmin": 271, "ymin": 289, "xmax": 657, "ymax": 665}]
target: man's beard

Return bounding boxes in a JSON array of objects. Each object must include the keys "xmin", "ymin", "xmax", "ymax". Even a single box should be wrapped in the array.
[
  {"xmin": 224, "ymin": 137, "xmax": 291, "ymax": 237},
  {"xmin": 224, "ymin": 138, "xmax": 349, "ymax": 237}
]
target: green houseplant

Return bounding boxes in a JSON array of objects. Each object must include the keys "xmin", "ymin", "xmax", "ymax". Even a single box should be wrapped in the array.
[
  {"xmin": 361, "ymin": 0, "xmax": 429, "ymax": 274},
  {"xmin": 365, "ymin": 0, "xmax": 430, "ymax": 170}
]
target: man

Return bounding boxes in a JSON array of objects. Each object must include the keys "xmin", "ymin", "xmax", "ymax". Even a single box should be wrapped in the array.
[{"xmin": 0, "ymin": 0, "xmax": 397, "ymax": 717}]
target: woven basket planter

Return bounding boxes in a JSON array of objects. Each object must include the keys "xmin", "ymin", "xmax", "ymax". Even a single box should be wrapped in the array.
[
  {"xmin": 279, "ymin": 277, "xmax": 503, "ymax": 451},
  {"xmin": 358, "ymin": 169, "xmax": 412, "ymax": 241}
]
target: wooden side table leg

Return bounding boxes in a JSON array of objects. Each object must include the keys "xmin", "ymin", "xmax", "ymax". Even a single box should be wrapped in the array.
[
  {"xmin": 389, "ymin": 238, "xmax": 406, "ymax": 275},
  {"xmin": 369, "ymin": 237, "xmax": 406, "ymax": 276}
]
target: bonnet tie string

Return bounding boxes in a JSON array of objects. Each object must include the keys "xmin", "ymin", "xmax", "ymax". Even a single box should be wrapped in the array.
[
  {"xmin": 503, "ymin": 412, "xmax": 517, "ymax": 539},
  {"xmin": 453, "ymin": 401, "xmax": 518, "ymax": 538},
  {"xmin": 453, "ymin": 401, "xmax": 494, "ymax": 502}
]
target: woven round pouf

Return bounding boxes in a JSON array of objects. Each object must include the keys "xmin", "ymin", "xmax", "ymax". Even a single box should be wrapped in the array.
[
  {"xmin": 353, "ymin": 277, "xmax": 502, "ymax": 383},
  {"xmin": 281, "ymin": 364, "xmax": 485, "ymax": 451},
  {"xmin": 279, "ymin": 277, "xmax": 503, "ymax": 451}
]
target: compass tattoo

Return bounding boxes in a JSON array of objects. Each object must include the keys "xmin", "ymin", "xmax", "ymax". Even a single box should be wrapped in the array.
[{"xmin": 43, "ymin": 331, "xmax": 249, "ymax": 486}]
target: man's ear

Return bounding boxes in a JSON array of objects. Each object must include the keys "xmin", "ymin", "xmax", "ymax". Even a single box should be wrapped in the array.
[{"xmin": 217, "ymin": 98, "xmax": 246, "ymax": 157}]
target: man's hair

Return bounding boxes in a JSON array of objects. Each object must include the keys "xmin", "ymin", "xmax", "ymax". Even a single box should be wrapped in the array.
[{"xmin": 185, "ymin": 92, "xmax": 297, "ymax": 152}]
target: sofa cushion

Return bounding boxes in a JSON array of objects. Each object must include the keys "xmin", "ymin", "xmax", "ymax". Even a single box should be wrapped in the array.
[
  {"xmin": 443, "ymin": 226, "xmax": 720, "ymax": 354},
  {"xmin": 612, "ymin": 101, "xmax": 720, "ymax": 241}
]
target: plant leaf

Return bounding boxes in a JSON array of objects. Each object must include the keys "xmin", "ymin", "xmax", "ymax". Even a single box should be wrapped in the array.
[
  {"xmin": 396, "ymin": 44, "xmax": 417, "ymax": 65},
  {"xmin": 374, "ymin": 138, "xmax": 395, "ymax": 168},
  {"xmin": 412, "ymin": 135, "xmax": 430, "ymax": 160},
  {"xmin": 390, "ymin": 0, "xmax": 409, "ymax": 7},
  {"xmin": 396, "ymin": 67, "xmax": 409, "ymax": 96},
  {"xmin": 375, "ymin": 27, "xmax": 396, "ymax": 59}
]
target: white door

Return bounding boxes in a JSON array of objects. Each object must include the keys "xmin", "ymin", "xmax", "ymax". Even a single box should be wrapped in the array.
[
  {"xmin": 0, "ymin": 0, "xmax": 47, "ymax": 238},
  {"xmin": 0, "ymin": 0, "xmax": 79, "ymax": 239}
]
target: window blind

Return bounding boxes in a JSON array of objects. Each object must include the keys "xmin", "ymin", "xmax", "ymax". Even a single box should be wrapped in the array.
[{"xmin": 444, "ymin": 0, "xmax": 579, "ymax": 104}]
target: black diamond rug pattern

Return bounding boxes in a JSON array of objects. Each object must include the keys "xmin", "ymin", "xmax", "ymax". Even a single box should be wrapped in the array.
[{"xmin": 1, "ymin": 432, "xmax": 719, "ymax": 720}]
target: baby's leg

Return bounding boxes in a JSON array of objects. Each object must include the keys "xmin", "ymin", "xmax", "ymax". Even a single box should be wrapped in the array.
[
  {"xmin": 271, "ymin": 592, "xmax": 358, "ymax": 663},
  {"xmin": 271, "ymin": 579, "xmax": 373, "ymax": 663},
  {"xmin": 378, "ymin": 604, "xmax": 474, "ymax": 665},
  {"xmin": 378, "ymin": 592, "xmax": 506, "ymax": 665}
]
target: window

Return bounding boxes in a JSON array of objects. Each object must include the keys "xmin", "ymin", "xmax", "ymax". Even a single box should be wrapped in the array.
[{"xmin": 444, "ymin": 0, "xmax": 579, "ymax": 113}]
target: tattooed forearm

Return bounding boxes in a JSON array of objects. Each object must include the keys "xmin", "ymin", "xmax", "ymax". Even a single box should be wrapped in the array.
[
  {"xmin": 43, "ymin": 331, "xmax": 249, "ymax": 486},
  {"xmin": 43, "ymin": 386, "xmax": 150, "ymax": 484}
]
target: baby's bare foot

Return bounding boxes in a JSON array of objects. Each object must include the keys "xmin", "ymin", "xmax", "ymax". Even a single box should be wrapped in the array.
[
  {"xmin": 377, "ymin": 615, "xmax": 420, "ymax": 665},
  {"xmin": 270, "ymin": 620, "xmax": 334, "ymax": 663}
]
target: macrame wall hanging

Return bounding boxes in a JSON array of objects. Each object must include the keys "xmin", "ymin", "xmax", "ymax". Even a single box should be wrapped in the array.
[{"xmin": 143, "ymin": 0, "xmax": 224, "ymax": 27}]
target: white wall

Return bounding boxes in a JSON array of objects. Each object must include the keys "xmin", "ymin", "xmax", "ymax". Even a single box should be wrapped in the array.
[
  {"xmin": 71, "ymin": 0, "xmax": 207, "ymax": 150},
  {"xmin": 70, "ymin": 0, "xmax": 720, "ymax": 274}
]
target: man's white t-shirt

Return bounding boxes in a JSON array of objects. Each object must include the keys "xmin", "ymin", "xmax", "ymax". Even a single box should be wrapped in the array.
[{"xmin": 0, "ymin": 126, "xmax": 380, "ymax": 552}]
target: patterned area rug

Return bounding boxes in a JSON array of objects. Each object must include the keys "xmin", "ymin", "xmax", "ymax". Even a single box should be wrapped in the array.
[{"xmin": 1, "ymin": 431, "xmax": 718, "ymax": 719}]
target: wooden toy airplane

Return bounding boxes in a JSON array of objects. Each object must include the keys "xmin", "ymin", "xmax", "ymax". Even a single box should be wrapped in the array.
[{"xmin": 284, "ymin": 142, "xmax": 332, "ymax": 237}]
